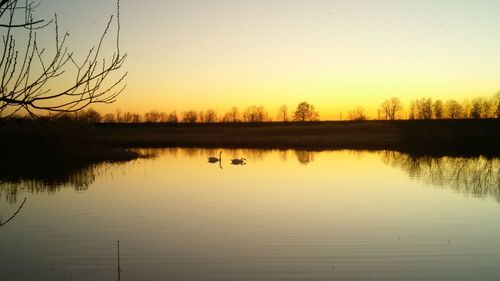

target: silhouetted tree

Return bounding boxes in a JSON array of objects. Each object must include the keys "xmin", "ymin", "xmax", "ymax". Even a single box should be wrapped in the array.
[
  {"xmin": 408, "ymin": 101, "xmax": 417, "ymax": 120},
  {"xmin": 182, "ymin": 110, "xmax": 198, "ymax": 123},
  {"xmin": 198, "ymin": 111, "xmax": 205, "ymax": 123},
  {"xmin": 79, "ymin": 109, "xmax": 102, "ymax": 123},
  {"xmin": 166, "ymin": 111, "xmax": 178, "ymax": 123},
  {"xmin": 103, "ymin": 113, "xmax": 116, "ymax": 123},
  {"xmin": 348, "ymin": 105, "xmax": 367, "ymax": 121},
  {"xmin": 201, "ymin": 109, "xmax": 217, "ymax": 123},
  {"xmin": 445, "ymin": 99, "xmax": 463, "ymax": 119},
  {"xmin": 144, "ymin": 110, "xmax": 161, "ymax": 122},
  {"xmin": 122, "ymin": 112, "xmax": 134, "ymax": 123},
  {"xmin": 415, "ymin": 98, "xmax": 433, "ymax": 119},
  {"xmin": 470, "ymin": 98, "xmax": 482, "ymax": 119},
  {"xmin": 494, "ymin": 92, "xmax": 500, "ymax": 119},
  {"xmin": 0, "ymin": 0, "xmax": 126, "ymax": 117},
  {"xmin": 228, "ymin": 107, "xmax": 241, "ymax": 122},
  {"xmin": 293, "ymin": 102, "xmax": 319, "ymax": 121},
  {"xmin": 380, "ymin": 97, "xmax": 403, "ymax": 120},
  {"xmin": 277, "ymin": 105, "xmax": 289, "ymax": 122},
  {"xmin": 469, "ymin": 97, "xmax": 494, "ymax": 119},
  {"xmin": 222, "ymin": 107, "xmax": 240, "ymax": 122},
  {"xmin": 433, "ymin": 99, "xmax": 444, "ymax": 119},
  {"xmin": 124, "ymin": 112, "xmax": 140, "ymax": 123},
  {"xmin": 243, "ymin": 105, "xmax": 267, "ymax": 122}
]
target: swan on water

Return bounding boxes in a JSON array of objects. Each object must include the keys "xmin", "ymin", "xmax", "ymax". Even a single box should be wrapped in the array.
[
  {"xmin": 208, "ymin": 151, "xmax": 222, "ymax": 163},
  {"xmin": 230, "ymin": 158, "xmax": 246, "ymax": 165}
]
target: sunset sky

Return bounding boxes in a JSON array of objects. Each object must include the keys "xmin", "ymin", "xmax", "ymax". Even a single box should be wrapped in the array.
[{"xmin": 41, "ymin": 0, "xmax": 500, "ymax": 119}]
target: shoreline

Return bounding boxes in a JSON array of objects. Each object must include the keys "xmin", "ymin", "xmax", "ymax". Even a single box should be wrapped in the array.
[
  {"xmin": 1, "ymin": 118, "xmax": 499, "ymax": 184},
  {"xmin": 95, "ymin": 119, "xmax": 500, "ymax": 157}
]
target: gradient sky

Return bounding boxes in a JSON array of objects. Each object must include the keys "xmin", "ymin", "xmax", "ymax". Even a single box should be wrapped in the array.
[{"xmin": 41, "ymin": 0, "xmax": 500, "ymax": 119}]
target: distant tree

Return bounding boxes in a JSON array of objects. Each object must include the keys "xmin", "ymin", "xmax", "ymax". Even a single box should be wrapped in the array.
[
  {"xmin": 243, "ymin": 105, "xmax": 267, "ymax": 122},
  {"xmin": 123, "ymin": 112, "xmax": 140, "ymax": 123},
  {"xmin": 182, "ymin": 110, "xmax": 198, "ymax": 123},
  {"xmin": 198, "ymin": 111, "xmax": 205, "ymax": 123},
  {"xmin": 380, "ymin": 97, "xmax": 403, "ymax": 120},
  {"xmin": 166, "ymin": 111, "xmax": 178, "ymax": 123},
  {"xmin": 348, "ymin": 105, "xmax": 367, "ymax": 121},
  {"xmin": 470, "ymin": 97, "xmax": 494, "ymax": 119},
  {"xmin": 482, "ymin": 99, "xmax": 494, "ymax": 118},
  {"xmin": 74, "ymin": 108, "xmax": 101, "ymax": 123},
  {"xmin": 462, "ymin": 100, "xmax": 472, "ymax": 118},
  {"xmin": 103, "ymin": 113, "xmax": 116, "ymax": 123},
  {"xmin": 470, "ymin": 98, "xmax": 482, "ymax": 119},
  {"xmin": 83, "ymin": 109, "xmax": 102, "ymax": 123},
  {"xmin": 433, "ymin": 100, "xmax": 444, "ymax": 119},
  {"xmin": 277, "ymin": 105, "xmax": 289, "ymax": 122},
  {"xmin": 158, "ymin": 112, "xmax": 168, "ymax": 122},
  {"xmin": 222, "ymin": 106, "xmax": 240, "ymax": 122},
  {"xmin": 494, "ymin": 92, "xmax": 500, "ymax": 119},
  {"xmin": 144, "ymin": 110, "xmax": 161, "ymax": 122},
  {"xmin": 415, "ymin": 98, "xmax": 432, "ymax": 119},
  {"xmin": 445, "ymin": 100, "xmax": 464, "ymax": 119},
  {"xmin": 408, "ymin": 101, "xmax": 417, "ymax": 120},
  {"xmin": 203, "ymin": 109, "xmax": 217, "ymax": 123},
  {"xmin": 122, "ymin": 112, "xmax": 133, "ymax": 123},
  {"xmin": 228, "ymin": 107, "xmax": 240, "ymax": 122},
  {"xmin": 293, "ymin": 102, "xmax": 319, "ymax": 122},
  {"xmin": 221, "ymin": 113, "xmax": 231, "ymax": 122},
  {"xmin": 132, "ymin": 113, "xmax": 141, "ymax": 123},
  {"xmin": 116, "ymin": 109, "xmax": 123, "ymax": 123}
]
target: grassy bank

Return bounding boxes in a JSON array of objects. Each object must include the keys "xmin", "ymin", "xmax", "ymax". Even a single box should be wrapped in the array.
[{"xmin": 95, "ymin": 119, "xmax": 500, "ymax": 156}]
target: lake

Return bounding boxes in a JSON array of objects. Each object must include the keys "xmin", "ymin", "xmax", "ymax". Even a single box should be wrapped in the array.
[{"xmin": 1, "ymin": 148, "xmax": 500, "ymax": 281}]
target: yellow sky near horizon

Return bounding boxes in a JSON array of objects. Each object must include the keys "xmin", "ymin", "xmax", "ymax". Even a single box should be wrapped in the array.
[{"xmin": 31, "ymin": 0, "xmax": 500, "ymax": 119}]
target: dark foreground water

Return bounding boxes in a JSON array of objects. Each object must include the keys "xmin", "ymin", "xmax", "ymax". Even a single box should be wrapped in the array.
[{"xmin": 1, "ymin": 148, "xmax": 499, "ymax": 281}]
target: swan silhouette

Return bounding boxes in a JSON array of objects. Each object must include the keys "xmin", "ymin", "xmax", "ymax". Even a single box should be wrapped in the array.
[
  {"xmin": 230, "ymin": 158, "xmax": 246, "ymax": 165},
  {"xmin": 208, "ymin": 151, "xmax": 222, "ymax": 163}
]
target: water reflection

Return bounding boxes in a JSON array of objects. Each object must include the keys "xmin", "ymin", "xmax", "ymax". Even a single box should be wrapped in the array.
[
  {"xmin": 382, "ymin": 151, "xmax": 500, "ymax": 201},
  {"xmin": 2, "ymin": 148, "xmax": 500, "ymax": 280},
  {"xmin": 295, "ymin": 150, "xmax": 316, "ymax": 165},
  {"xmin": 1, "ymin": 148, "xmax": 499, "ymax": 204},
  {"xmin": 0, "ymin": 163, "xmax": 101, "ymax": 203}
]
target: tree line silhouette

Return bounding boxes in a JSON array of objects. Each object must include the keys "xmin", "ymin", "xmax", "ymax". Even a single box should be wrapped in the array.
[
  {"xmin": 347, "ymin": 93, "xmax": 500, "ymax": 121},
  {"xmin": 52, "ymin": 102, "xmax": 320, "ymax": 123},
  {"xmin": 41, "ymin": 93, "xmax": 500, "ymax": 123}
]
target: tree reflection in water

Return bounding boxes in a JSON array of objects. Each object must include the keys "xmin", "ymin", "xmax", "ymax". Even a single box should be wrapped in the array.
[
  {"xmin": 2, "ymin": 149, "xmax": 499, "ymax": 204},
  {"xmin": 295, "ymin": 150, "xmax": 316, "ymax": 165},
  {"xmin": 382, "ymin": 151, "xmax": 500, "ymax": 201},
  {"xmin": 0, "ymin": 163, "xmax": 102, "ymax": 203}
]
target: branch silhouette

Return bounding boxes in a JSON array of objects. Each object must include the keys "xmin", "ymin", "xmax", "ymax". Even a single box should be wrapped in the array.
[
  {"xmin": 0, "ymin": 197, "xmax": 27, "ymax": 228},
  {"xmin": 0, "ymin": 0, "xmax": 127, "ymax": 117}
]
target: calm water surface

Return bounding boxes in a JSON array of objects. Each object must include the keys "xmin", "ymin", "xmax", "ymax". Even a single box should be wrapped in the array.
[{"xmin": 1, "ymin": 149, "xmax": 500, "ymax": 281}]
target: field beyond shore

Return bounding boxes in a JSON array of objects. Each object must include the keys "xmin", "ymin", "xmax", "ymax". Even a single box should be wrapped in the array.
[{"xmin": 95, "ymin": 119, "xmax": 500, "ymax": 156}]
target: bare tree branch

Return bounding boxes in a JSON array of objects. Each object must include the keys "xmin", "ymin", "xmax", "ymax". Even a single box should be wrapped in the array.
[
  {"xmin": 0, "ymin": 0, "xmax": 127, "ymax": 117},
  {"xmin": 0, "ymin": 197, "xmax": 26, "ymax": 228}
]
